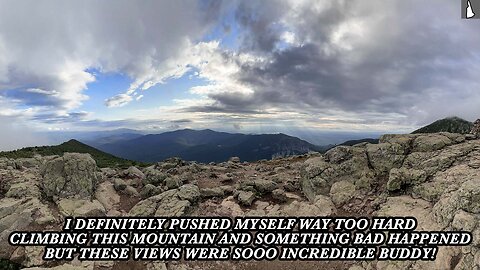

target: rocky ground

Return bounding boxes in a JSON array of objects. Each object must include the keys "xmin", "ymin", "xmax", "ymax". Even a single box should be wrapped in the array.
[{"xmin": 1, "ymin": 132, "xmax": 480, "ymax": 270}]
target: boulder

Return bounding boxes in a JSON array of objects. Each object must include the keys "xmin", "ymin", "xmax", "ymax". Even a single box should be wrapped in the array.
[
  {"xmin": 253, "ymin": 179, "xmax": 277, "ymax": 194},
  {"xmin": 157, "ymin": 157, "xmax": 185, "ymax": 170},
  {"xmin": 219, "ymin": 185, "xmax": 234, "ymax": 195},
  {"xmin": 201, "ymin": 187, "xmax": 225, "ymax": 198},
  {"xmin": 165, "ymin": 176, "xmax": 183, "ymax": 190},
  {"xmin": 124, "ymin": 186, "xmax": 139, "ymax": 197},
  {"xmin": 94, "ymin": 182, "xmax": 120, "ymax": 211},
  {"xmin": 452, "ymin": 210, "xmax": 477, "ymax": 231},
  {"xmin": 129, "ymin": 187, "xmax": 199, "ymax": 217},
  {"xmin": 57, "ymin": 199, "xmax": 106, "ymax": 217},
  {"xmin": 140, "ymin": 184, "xmax": 162, "ymax": 199},
  {"xmin": 5, "ymin": 181, "xmax": 41, "ymax": 199},
  {"xmin": 366, "ymin": 142, "xmax": 406, "ymax": 174},
  {"xmin": 177, "ymin": 184, "xmax": 201, "ymax": 203},
  {"xmin": 433, "ymin": 179, "xmax": 480, "ymax": 227},
  {"xmin": 329, "ymin": 180, "xmax": 355, "ymax": 206},
  {"xmin": 121, "ymin": 166, "xmax": 145, "ymax": 179},
  {"xmin": 412, "ymin": 134, "xmax": 452, "ymax": 152},
  {"xmin": 100, "ymin": 167, "xmax": 117, "ymax": 178},
  {"xmin": 236, "ymin": 191, "xmax": 256, "ymax": 206},
  {"xmin": 143, "ymin": 167, "xmax": 168, "ymax": 186},
  {"xmin": 374, "ymin": 196, "xmax": 466, "ymax": 270},
  {"xmin": 22, "ymin": 246, "xmax": 44, "ymax": 267},
  {"xmin": 282, "ymin": 195, "xmax": 336, "ymax": 216},
  {"xmin": 217, "ymin": 197, "xmax": 244, "ymax": 216},
  {"xmin": 301, "ymin": 175, "xmax": 328, "ymax": 202},
  {"xmin": 0, "ymin": 197, "xmax": 56, "ymax": 258},
  {"xmin": 16, "ymin": 158, "xmax": 41, "ymax": 168},
  {"xmin": 325, "ymin": 146, "xmax": 352, "ymax": 164},
  {"xmin": 387, "ymin": 168, "xmax": 427, "ymax": 191},
  {"xmin": 272, "ymin": 188, "xmax": 287, "ymax": 203},
  {"xmin": 113, "ymin": 178, "xmax": 127, "ymax": 191},
  {"xmin": 41, "ymin": 153, "xmax": 98, "ymax": 199}
]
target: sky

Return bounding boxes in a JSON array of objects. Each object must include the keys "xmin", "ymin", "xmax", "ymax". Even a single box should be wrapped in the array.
[{"xmin": 0, "ymin": 0, "xmax": 480, "ymax": 149}]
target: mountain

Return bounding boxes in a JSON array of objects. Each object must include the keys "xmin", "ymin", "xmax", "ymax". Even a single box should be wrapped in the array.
[
  {"xmin": 81, "ymin": 132, "xmax": 143, "ymax": 148},
  {"xmin": 40, "ymin": 128, "xmax": 145, "ymax": 146},
  {"xmin": 0, "ymin": 139, "xmax": 147, "ymax": 168},
  {"xmin": 94, "ymin": 129, "xmax": 320, "ymax": 163},
  {"xmin": 412, "ymin": 117, "xmax": 473, "ymax": 134},
  {"xmin": 339, "ymin": 138, "xmax": 379, "ymax": 146}
]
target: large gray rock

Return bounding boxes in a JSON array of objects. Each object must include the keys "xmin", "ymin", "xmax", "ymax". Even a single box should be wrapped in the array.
[
  {"xmin": 113, "ymin": 178, "xmax": 127, "ymax": 191},
  {"xmin": 124, "ymin": 186, "xmax": 140, "ymax": 197},
  {"xmin": 94, "ymin": 182, "xmax": 120, "ymax": 211},
  {"xmin": 201, "ymin": 187, "xmax": 225, "ymax": 198},
  {"xmin": 143, "ymin": 167, "xmax": 168, "ymax": 186},
  {"xmin": 272, "ymin": 188, "xmax": 287, "ymax": 203},
  {"xmin": 374, "ymin": 196, "xmax": 467, "ymax": 270},
  {"xmin": 16, "ymin": 157, "xmax": 41, "ymax": 168},
  {"xmin": 325, "ymin": 146, "xmax": 352, "ymax": 164},
  {"xmin": 412, "ymin": 134, "xmax": 452, "ymax": 152},
  {"xmin": 57, "ymin": 199, "xmax": 106, "ymax": 217},
  {"xmin": 122, "ymin": 166, "xmax": 145, "ymax": 179},
  {"xmin": 177, "ymin": 184, "xmax": 200, "ymax": 203},
  {"xmin": 387, "ymin": 168, "xmax": 427, "ymax": 191},
  {"xmin": 253, "ymin": 179, "xmax": 277, "ymax": 194},
  {"xmin": 140, "ymin": 184, "xmax": 162, "ymax": 199},
  {"xmin": 236, "ymin": 191, "xmax": 256, "ymax": 206},
  {"xmin": 301, "ymin": 145, "xmax": 373, "ymax": 202},
  {"xmin": 129, "ymin": 186, "xmax": 200, "ymax": 217},
  {"xmin": 412, "ymin": 162, "xmax": 480, "ymax": 202},
  {"xmin": 41, "ymin": 153, "xmax": 98, "ymax": 199},
  {"xmin": 282, "ymin": 195, "xmax": 336, "ymax": 216},
  {"xmin": 0, "ymin": 197, "xmax": 56, "ymax": 259},
  {"xmin": 433, "ymin": 179, "xmax": 480, "ymax": 227},
  {"xmin": 366, "ymin": 142, "xmax": 406, "ymax": 174},
  {"xmin": 5, "ymin": 181, "xmax": 41, "ymax": 199},
  {"xmin": 329, "ymin": 180, "xmax": 355, "ymax": 206},
  {"xmin": 165, "ymin": 176, "xmax": 183, "ymax": 190}
]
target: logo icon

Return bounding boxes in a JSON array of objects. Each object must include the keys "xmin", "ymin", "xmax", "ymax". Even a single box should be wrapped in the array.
[
  {"xmin": 463, "ymin": 0, "xmax": 479, "ymax": 19},
  {"xmin": 467, "ymin": 0, "xmax": 476, "ymax": 18}
]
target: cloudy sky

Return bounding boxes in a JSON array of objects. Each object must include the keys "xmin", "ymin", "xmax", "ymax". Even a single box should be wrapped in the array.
[{"xmin": 1, "ymin": 0, "xmax": 480, "ymax": 148}]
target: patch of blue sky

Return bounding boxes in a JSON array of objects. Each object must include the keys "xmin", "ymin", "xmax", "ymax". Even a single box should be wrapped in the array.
[
  {"xmin": 80, "ymin": 69, "xmax": 131, "ymax": 117},
  {"xmin": 125, "ymin": 70, "xmax": 210, "ymax": 110},
  {"xmin": 80, "ymin": 68, "xmax": 210, "ymax": 118},
  {"xmin": 202, "ymin": 4, "xmax": 239, "ymax": 50}
]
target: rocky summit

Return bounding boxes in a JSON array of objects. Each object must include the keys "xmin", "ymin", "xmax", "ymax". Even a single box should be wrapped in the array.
[{"xmin": 0, "ymin": 132, "xmax": 480, "ymax": 269}]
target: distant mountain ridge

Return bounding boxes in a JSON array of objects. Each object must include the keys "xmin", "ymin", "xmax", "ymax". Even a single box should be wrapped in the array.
[
  {"xmin": 339, "ymin": 138, "xmax": 379, "ymax": 146},
  {"xmin": 0, "ymin": 139, "xmax": 146, "ymax": 168},
  {"xmin": 93, "ymin": 129, "xmax": 320, "ymax": 163},
  {"xmin": 412, "ymin": 117, "xmax": 473, "ymax": 134}
]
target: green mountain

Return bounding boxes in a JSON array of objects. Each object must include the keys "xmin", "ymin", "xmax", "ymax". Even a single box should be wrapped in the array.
[
  {"xmin": 95, "ymin": 129, "xmax": 321, "ymax": 163},
  {"xmin": 412, "ymin": 117, "xmax": 473, "ymax": 134},
  {"xmin": 0, "ymin": 139, "xmax": 147, "ymax": 168}
]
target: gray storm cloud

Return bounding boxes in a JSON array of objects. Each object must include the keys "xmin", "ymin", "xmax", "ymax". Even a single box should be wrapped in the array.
[
  {"xmin": 192, "ymin": 0, "xmax": 480, "ymax": 126},
  {"xmin": 0, "ymin": 0, "xmax": 478, "ymax": 133}
]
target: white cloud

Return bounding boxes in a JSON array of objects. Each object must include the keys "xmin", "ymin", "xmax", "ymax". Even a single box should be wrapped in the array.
[{"xmin": 0, "ymin": 0, "xmax": 222, "ymax": 112}]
